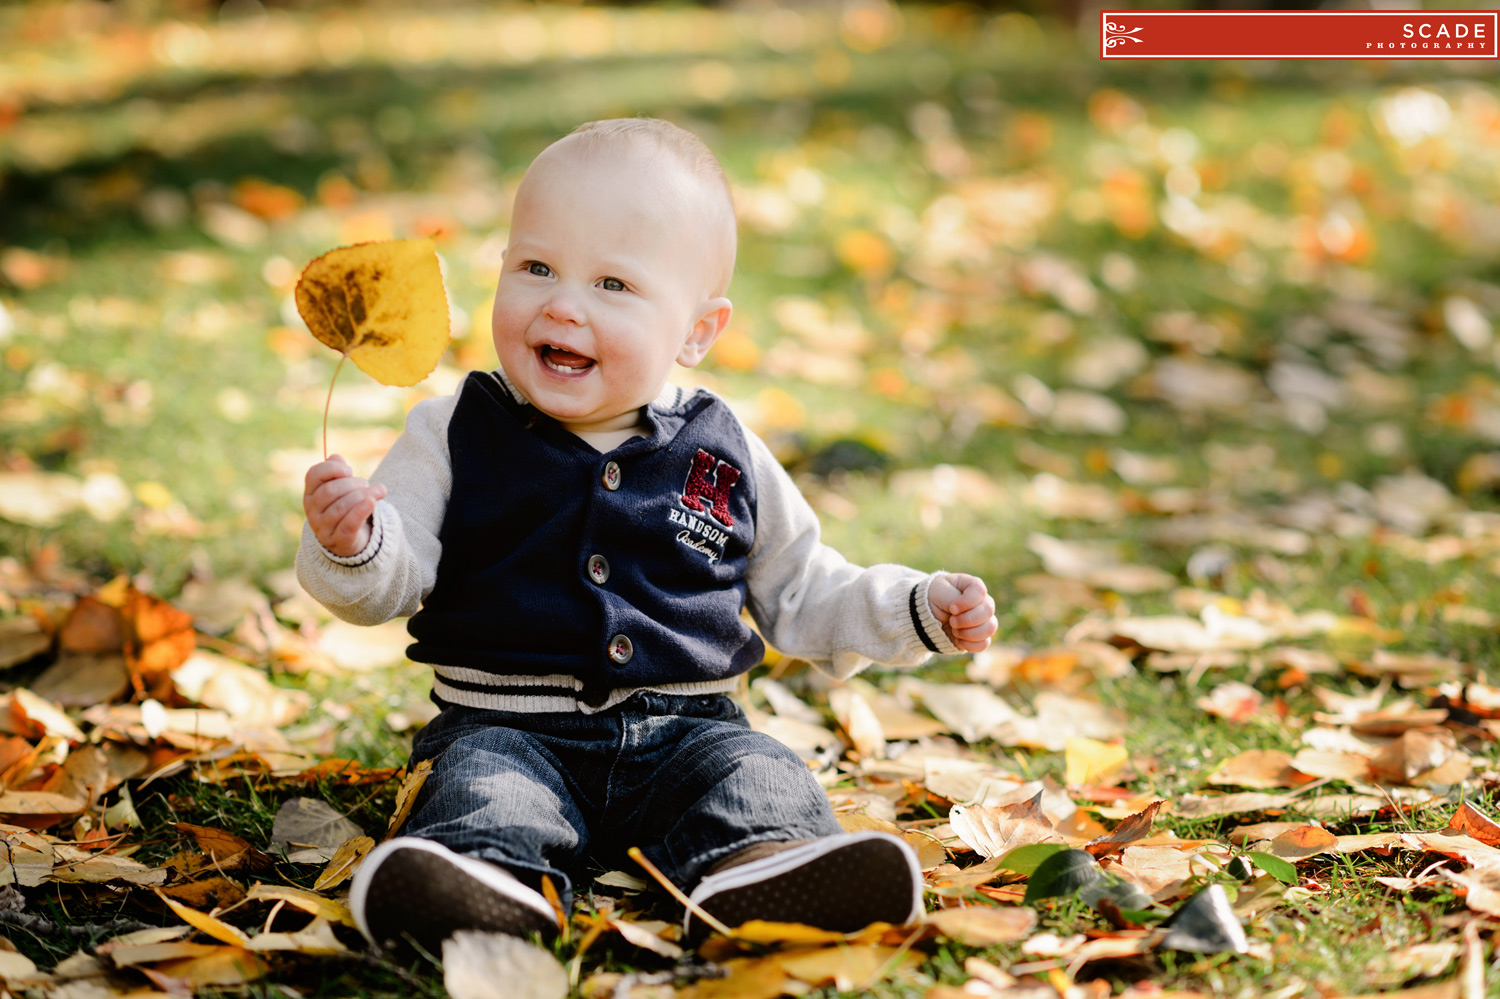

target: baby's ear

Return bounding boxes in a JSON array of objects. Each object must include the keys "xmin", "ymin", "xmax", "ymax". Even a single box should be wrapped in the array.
[{"xmin": 678, "ymin": 298, "xmax": 733, "ymax": 368}]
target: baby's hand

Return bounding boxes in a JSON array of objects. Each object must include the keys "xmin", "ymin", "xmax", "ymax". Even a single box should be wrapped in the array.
[
  {"xmin": 928, "ymin": 572, "xmax": 998, "ymax": 654},
  {"xmin": 304, "ymin": 455, "xmax": 387, "ymax": 558}
]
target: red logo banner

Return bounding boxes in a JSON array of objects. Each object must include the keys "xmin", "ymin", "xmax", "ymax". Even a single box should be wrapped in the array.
[{"xmin": 1100, "ymin": 10, "xmax": 1498, "ymax": 60}]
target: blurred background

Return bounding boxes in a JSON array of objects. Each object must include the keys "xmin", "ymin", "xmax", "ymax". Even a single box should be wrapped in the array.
[{"xmin": 2, "ymin": 0, "xmax": 1500, "ymax": 751}]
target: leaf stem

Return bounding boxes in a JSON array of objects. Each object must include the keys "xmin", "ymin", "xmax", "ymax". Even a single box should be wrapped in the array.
[
  {"xmin": 323, "ymin": 352, "xmax": 348, "ymax": 460},
  {"xmin": 627, "ymin": 846, "xmax": 733, "ymax": 938}
]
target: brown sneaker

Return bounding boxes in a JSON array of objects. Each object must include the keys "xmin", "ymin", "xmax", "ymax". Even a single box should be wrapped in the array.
[{"xmin": 684, "ymin": 831, "xmax": 922, "ymax": 944}]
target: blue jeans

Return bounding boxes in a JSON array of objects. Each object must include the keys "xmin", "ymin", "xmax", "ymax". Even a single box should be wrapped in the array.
[{"xmin": 402, "ymin": 692, "xmax": 842, "ymax": 909}]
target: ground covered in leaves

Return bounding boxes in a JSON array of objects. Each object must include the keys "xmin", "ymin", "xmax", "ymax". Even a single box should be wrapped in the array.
[{"xmin": 2, "ymin": 1, "xmax": 1500, "ymax": 997}]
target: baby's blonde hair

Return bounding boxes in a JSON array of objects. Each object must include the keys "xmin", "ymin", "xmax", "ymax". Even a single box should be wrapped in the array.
[{"xmin": 562, "ymin": 118, "xmax": 738, "ymax": 297}]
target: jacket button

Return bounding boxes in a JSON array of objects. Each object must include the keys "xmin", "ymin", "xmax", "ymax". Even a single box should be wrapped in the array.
[
  {"xmin": 587, "ymin": 554, "xmax": 610, "ymax": 585},
  {"xmin": 602, "ymin": 461, "xmax": 621, "ymax": 491},
  {"xmin": 607, "ymin": 634, "xmax": 633, "ymax": 664}
]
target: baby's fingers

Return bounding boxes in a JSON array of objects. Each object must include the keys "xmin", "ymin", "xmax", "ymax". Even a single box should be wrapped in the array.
[{"xmin": 947, "ymin": 594, "xmax": 995, "ymax": 631}]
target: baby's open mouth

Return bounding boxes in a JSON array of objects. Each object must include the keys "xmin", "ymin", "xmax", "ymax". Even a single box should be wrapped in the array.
[{"xmin": 540, "ymin": 345, "xmax": 595, "ymax": 374}]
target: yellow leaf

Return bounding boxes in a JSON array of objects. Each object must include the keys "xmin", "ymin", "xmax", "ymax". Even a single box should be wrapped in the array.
[
  {"xmin": 1065, "ymin": 736, "xmax": 1128, "ymax": 786},
  {"xmin": 773, "ymin": 945, "xmax": 923, "ymax": 990},
  {"xmin": 244, "ymin": 917, "xmax": 349, "ymax": 955},
  {"xmin": 385, "ymin": 757, "xmax": 433, "ymax": 840},
  {"xmin": 155, "ymin": 889, "xmax": 251, "ymax": 946},
  {"xmin": 245, "ymin": 883, "xmax": 356, "ymax": 927},
  {"xmin": 295, "ymin": 239, "xmax": 450, "ymax": 387},
  {"xmin": 314, "ymin": 835, "xmax": 374, "ymax": 891}
]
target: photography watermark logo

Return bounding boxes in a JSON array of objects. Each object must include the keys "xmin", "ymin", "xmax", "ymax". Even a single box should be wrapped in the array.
[{"xmin": 1099, "ymin": 10, "xmax": 1498, "ymax": 60}]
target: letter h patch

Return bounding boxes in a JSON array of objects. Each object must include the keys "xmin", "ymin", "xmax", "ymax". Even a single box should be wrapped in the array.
[{"xmin": 681, "ymin": 449, "xmax": 740, "ymax": 527}]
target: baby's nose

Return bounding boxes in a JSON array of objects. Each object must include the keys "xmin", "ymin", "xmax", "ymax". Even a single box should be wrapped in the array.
[{"xmin": 544, "ymin": 288, "xmax": 585, "ymax": 324}]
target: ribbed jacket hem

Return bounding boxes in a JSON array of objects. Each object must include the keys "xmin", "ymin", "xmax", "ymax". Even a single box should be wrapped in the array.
[{"xmin": 431, "ymin": 666, "xmax": 739, "ymax": 715}]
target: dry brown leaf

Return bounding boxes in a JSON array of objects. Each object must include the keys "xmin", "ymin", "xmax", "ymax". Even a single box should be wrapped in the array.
[
  {"xmin": 1209, "ymin": 749, "xmax": 1313, "ymax": 789},
  {"xmin": 1264, "ymin": 825, "xmax": 1338, "ymax": 861},
  {"xmin": 313, "ymin": 834, "xmax": 373, "ymax": 891},
  {"xmin": 159, "ymin": 876, "xmax": 246, "ymax": 912},
  {"xmin": 1086, "ymin": 800, "xmax": 1164, "ymax": 859},
  {"xmin": 1288, "ymin": 749, "xmax": 1371, "ymax": 783},
  {"xmin": 949, "ymin": 792, "xmax": 1061, "ymax": 858},
  {"xmin": 1369, "ymin": 729, "xmax": 1460, "ymax": 784},
  {"xmin": 0, "ymin": 789, "xmax": 87, "ymax": 820},
  {"xmin": 925, "ymin": 906, "xmax": 1037, "ymax": 946},
  {"xmin": 296, "ymin": 240, "xmax": 450, "ymax": 387},
  {"xmin": 441, "ymin": 931, "xmax": 567, "ymax": 999},
  {"xmin": 10, "ymin": 688, "xmax": 85, "ymax": 743},
  {"xmin": 42, "ymin": 744, "xmax": 114, "ymax": 807},
  {"xmin": 1349, "ymin": 708, "xmax": 1449, "ymax": 737},
  {"xmin": 270, "ymin": 797, "xmax": 364, "ymax": 863},
  {"xmin": 122, "ymin": 587, "xmax": 196, "ymax": 700},
  {"xmin": 1172, "ymin": 792, "xmax": 1296, "ymax": 819},
  {"xmin": 902, "ymin": 829, "xmax": 947, "ymax": 870},
  {"xmin": 58, "ymin": 596, "xmax": 124, "ymax": 654},
  {"xmin": 1113, "ymin": 845, "xmax": 1197, "ymax": 898},
  {"xmin": 0, "ymin": 617, "xmax": 51, "ymax": 670},
  {"xmin": 1439, "ymin": 862, "xmax": 1500, "ymax": 917},
  {"xmin": 50, "ymin": 851, "xmax": 166, "ymax": 885},
  {"xmin": 829, "ymin": 688, "xmax": 885, "ymax": 760},
  {"xmin": 31, "ymin": 653, "xmax": 131, "ymax": 708},
  {"xmin": 1447, "ymin": 803, "xmax": 1500, "ymax": 847}
]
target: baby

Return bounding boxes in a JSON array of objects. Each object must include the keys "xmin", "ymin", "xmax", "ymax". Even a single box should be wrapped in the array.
[{"xmin": 297, "ymin": 118, "xmax": 998, "ymax": 955}]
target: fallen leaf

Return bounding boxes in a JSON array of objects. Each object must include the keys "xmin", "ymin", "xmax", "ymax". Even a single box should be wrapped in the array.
[
  {"xmin": 245, "ymin": 883, "xmax": 356, "ymax": 927},
  {"xmin": 949, "ymin": 792, "xmax": 1061, "ymax": 859},
  {"xmin": 0, "ymin": 617, "xmax": 50, "ymax": 670},
  {"xmin": 270, "ymin": 797, "xmax": 364, "ymax": 863},
  {"xmin": 31, "ymin": 653, "xmax": 131, "ymax": 707},
  {"xmin": 385, "ymin": 757, "xmax": 432, "ymax": 840},
  {"xmin": 677, "ymin": 954, "xmax": 787, "ymax": 999},
  {"xmin": 1439, "ymin": 861, "xmax": 1500, "ymax": 917},
  {"xmin": 1196, "ymin": 682, "xmax": 1265, "ymax": 722},
  {"xmin": 1209, "ymin": 749, "xmax": 1313, "ymax": 789},
  {"xmin": 155, "ymin": 889, "xmax": 251, "ymax": 945},
  {"xmin": 11, "ymin": 688, "xmax": 86, "ymax": 742},
  {"xmin": 139, "ymin": 946, "xmax": 268, "ymax": 991},
  {"xmin": 1390, "ymin": 940, "xmax": 1461, "ymax": 978},
  {"xmin": 1369, "ymin": 729, "xmax": 1460, "ymax": 784},
  {"xmin": 609, "ymin": 916, "xmax": 684, "ymax": 958},
  {"xmin": 296, "ymin": 239, "xmax": 450, "ymax": 387},
  {"xmin": 925, "ymin": 906, "xmax": 1037, "ymax": 946},
  {"xmin": 1288, "ymin": 749, "xmax": 1371, "ymax": 783},
  {"xmin": 58, "ymin": 596, "xmax": 124, "ymax": 654},
  {"xmin": 1160, "ymin": 884, "xmax": 1248, "ymax": 954},
  {"xmin": 1264, "ymin": 825, "xmax": 1338, "ymax": 861},
  {"xmin": 1064, "ymin": 737, "xmax": 1128, "ymax": 786},
  {"xmin": 122, "ymin": 586, "xmax": 196, "ymax": 700},
  {"xmin": 1086, "ymin": 800, "xmax": 1164, "ymax": 859},
  {"xmin": 244, "ymin": 917, "xmax": 349, "ymax": 955},
  {"xmin": 1446, "ymin": 803, "xmax": 1500, "ymax": 847},
  {"xmin": 313, "ymin": 834, "xmax": 373, "ymax": 891},
  {"xmin": 50, "ymin": 850, "xmax": 167, "ymax": 885},
  {"xmin": 442, "ymin": 930, "xmax": 568, "ymax": 999},
  {"xmin": 772, "ymin": 944, "xmax": 923, "ymax": 990}
]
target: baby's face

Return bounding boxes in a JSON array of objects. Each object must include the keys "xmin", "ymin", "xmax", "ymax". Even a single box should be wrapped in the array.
[{"xmin": 492, "ymin": 143, "xmax": 728, "ymax": 435}]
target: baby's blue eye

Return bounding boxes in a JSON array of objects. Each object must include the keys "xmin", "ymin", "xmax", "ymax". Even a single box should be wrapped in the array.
[
  {"xmin": 527, "ymin": 262, "xmax": 551, "ymax": 277},
  {"xmin": 601, "ymin": 278, "xmax": 625, "ymax": 292}
]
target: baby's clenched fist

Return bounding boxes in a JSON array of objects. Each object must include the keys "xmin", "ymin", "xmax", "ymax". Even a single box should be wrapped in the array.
[
  {"xmin": 927, "ymin": 572, "xmax": 998, "ymax": 654},
  {"xmin": 304, "ymin": 455, "xmax": 386, "ymax": 558}
]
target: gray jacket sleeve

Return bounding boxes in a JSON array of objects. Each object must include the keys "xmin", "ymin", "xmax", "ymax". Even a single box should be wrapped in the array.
[
  {"xmin": 294, "ymin": 393, "xmax": 457, "ymax": 625},
  {"xmin": 741, "ymin": 429, "xmax": 960, "ymax": 680}
]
